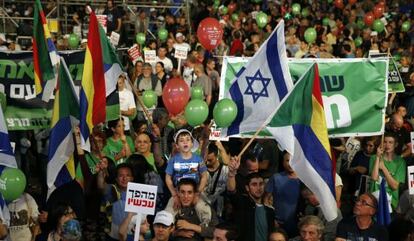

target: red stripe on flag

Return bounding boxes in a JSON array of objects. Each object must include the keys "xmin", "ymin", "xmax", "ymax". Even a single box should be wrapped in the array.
[
  {"xmin": 311, "ymin": 64, "xmax": 324, "ymax": 107},
  {"xmin": 32, "ymin": 38, "xmax": 42, "ymax": 85},
  {"xmin": 88, "ymin": 12, "xmax": 106, "ymax": 125}
]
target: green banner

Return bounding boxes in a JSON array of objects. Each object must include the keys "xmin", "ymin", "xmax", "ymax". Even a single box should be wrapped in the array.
[
  {"xmin": 0, "ymin": 51, "xmax": 85, "ymax": 130},
  {"xmin": 220, "ymin": 57, "xmax": 388, "ymax": 137},
  {"xmin": 388, "ymin": 57, "xmax": 405, "ymax": 93}
]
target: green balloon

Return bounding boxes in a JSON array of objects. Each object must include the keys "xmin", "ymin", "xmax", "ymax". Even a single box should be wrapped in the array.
[
  {"xmin": 213, "ymin": 0, "xmax": 220, "ymax": 9},
  {"xmin": 191, "ymin": 86, "xmax": 204, "ymax": 100},
  {"xmin": 322, "ymin": 17, "xmax": 330, "ymax": 26},
  {"xmin": 158, "ymin": 28, "xmax": 168, "ymax": 41},
  {"xmin": 292, "ymin": 3, "xmax": 301, "ymax": 15},
  {"xmin": 231, "ymin": 13, "xmax": 239, "ymax": 21},
  {"xmin": 68, "ymin": 34, "xmax": 80, "ymax": 49},
  {"xmin": 354, "ymin": 36, "xmax": 363, "ymax": 47},
  {"xmin": 184, "ymin": 99, "xmax": 209, "ymax": 127},
  {"xmin": 304, "ymin": 27, "xmax": 317, "ymax": 44},
  {"xmin": 327, "ymin": 0, "xmax": 333, "ymax": 3},
  {"xmin": 142, "ymin": 90, "xmax": 157, "ymax": 108},
  {"xmin": 256, "ymin": 12, "xmax": 268, "ymax": 28},
  {"xmin": 402, "ymin": 21, "xmax": 411, "ymax": 32},
  {"xmin": 301, "ymin": 8, "xmax": 310, "ymax": 17},
  {"xmin": 356, "ymin": 18, "xmax": 365, "ymax": 29},
  {"xmin": 213, "ymin": 98, "xmax": 238, "ymax": 128},
  {"xmin": 372, "ymin": 19, "xmax": 384, "ymax": 33},
  {"xmin": 220, "ymin": 6, "xmax": 228, "ymax": 15},
  {"xmin": 0, "ymin": 168, "xmax": 26, "ymax": 202},
  {"xmin": 136, "ymin": 33, "xmax": 146, "ymax": 45},
  {"xmin": 394, "ymin": 54, "xmax": 401, "ymax": 62}
]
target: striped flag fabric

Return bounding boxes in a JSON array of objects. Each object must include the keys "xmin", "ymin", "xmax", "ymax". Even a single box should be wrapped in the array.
[
  {"xmin": 221, "ymin": 20, "xmax": 293, "ymax": 136},
  {"xmin": 47, "ymin": 57, "xmax": 79, "ymax": 198},
  {"xmin": 80, "ymin": 10, "xmax": 122, "ymax": 151},
  {"xmin": 267, "ymin": 63, "xmax": 338, "ymax": 221},
  {"xmin": 0, "ymin": 105, "xmax": 17, "ymax": 169},
  {"xmin": 33, "ymin": 0, "xmax": 59, "ymax": 102},
  {"xmin": 377, "ymin": 179, "xmax": 391, "ymax": 225}
]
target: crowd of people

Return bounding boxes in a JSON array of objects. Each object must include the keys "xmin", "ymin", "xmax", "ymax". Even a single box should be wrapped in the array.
[{"xmin": 1, "ymin": 0, "xmax": 414, "ymax": 241}]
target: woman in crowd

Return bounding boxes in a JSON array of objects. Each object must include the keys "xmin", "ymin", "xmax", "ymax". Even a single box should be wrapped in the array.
[
  {"xmin": 46, "ymin": 203, "xmax": 77, "ymax": 241},
  {"xmin": 370, "ymin": 132, "xmax": 407, "ymax": 210},
  {"xmin": 103, "ymin": 118, "xmax": 135, "ymax": 165}
]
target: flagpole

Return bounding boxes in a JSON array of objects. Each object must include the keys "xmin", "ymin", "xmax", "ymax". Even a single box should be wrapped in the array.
[
  {"xmin": 126, "ymin": 77, "xmax": 153, "ymax": 124},
  {"xmin": 237, "ymin": 121, "xmax": 268, "ymax": 159}
]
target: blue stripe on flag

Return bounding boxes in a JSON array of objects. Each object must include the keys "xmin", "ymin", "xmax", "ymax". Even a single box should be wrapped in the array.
[
  {"xmin": 228, "ymin": 67, "xmax": 246, "ymax": 136},
  {"xmin": 377, "ymin": 179, "xmax": 391, "ymax": 225},
  {"xmin": 266, "ymin": 31, "xmax": 288, "ymax": 100},
  {"xmin": 48, "ymin": 117, "xmax": 72, "ymax": 160},
  {"xmin": 293, "ymin": 124, "xmax": 335, "ymax": 196},
  {"xmin": 104, "ymin": 63, "xmax": 111, "ymax": 72},
  {"xmin": 79, "ymin": 89, "xmax": 90, "ymax": 141},
  {"xmin": 0, "ymin": 166, "xmax": 5, "ymax": 176},
  {"xmin": 0, "ymin": 132, "xmax": 13, "ymax": 156},
  {"xmin": 54, "ymin": 166, "xmax": 73, "ymax": 187},
  {"xmin": 46, "ymin": 38, "xmax": 57, "ymax": 52}
]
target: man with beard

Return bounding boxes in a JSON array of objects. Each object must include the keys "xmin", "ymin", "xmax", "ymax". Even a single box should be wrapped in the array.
[
  {"xmin": 227, "ymin": 157, "xmax": 274, "ymax": 241},
  {"xmin": 202, "ymin": 144, "xmax": 229, "ymax": 218}
]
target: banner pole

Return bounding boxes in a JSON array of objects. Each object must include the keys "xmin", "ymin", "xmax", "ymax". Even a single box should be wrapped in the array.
[
  {"xmin": 237, "ymin": 121, "xmax": 268, "ymax": 159},
  {"xmin": 126, "ymin": 77, "xmax": 153, "ymax": 124}
]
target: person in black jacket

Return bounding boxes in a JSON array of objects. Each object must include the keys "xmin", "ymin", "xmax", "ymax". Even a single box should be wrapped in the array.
[{"xmin": 226, "ymin": 156, "xmax": 275, "ymax": 241}]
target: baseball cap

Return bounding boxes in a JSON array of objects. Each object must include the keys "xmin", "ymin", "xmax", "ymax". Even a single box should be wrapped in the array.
[
  {"xmin": 173, "ymin": 129, "xmax": 199, "ymax": 152},
  {"xmin": 62, "ymin": 219, "xmax": 82, "ymax": 241},
  {"xmin": 153, "ymin": 211, "xmax": 174, "ymax": 226},
  {"xmin": 175, "ymin": 32, "xmax": 184, "ymax": 39}
]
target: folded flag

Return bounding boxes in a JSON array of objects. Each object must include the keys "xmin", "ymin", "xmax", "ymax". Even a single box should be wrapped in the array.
[
  {"xmin": 80, "ymin": 10, "xmax": 123, "ymax": 151},
  {"xmin": 47, "ymin": 57, "xmax": 79, "ymax": 198},
  {"xmin": 33, "ymin": 0, "xmax": 59, "ymax": 102},
  {"xmin": 267, "ymin": 63, "xmax": 337, "ymax": 221}
]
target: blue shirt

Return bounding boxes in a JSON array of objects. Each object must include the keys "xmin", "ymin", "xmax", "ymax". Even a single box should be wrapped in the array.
[
  {"xmin": 265, "ymin": 172, "xmax": 300, "ymax": 236},
  {"xmin": 166, "ymin": 153, "xmax": 207, "ymax": 186}
]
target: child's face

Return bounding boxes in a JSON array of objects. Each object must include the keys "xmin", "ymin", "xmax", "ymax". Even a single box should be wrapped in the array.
[{"xmin": 176, "ymin": 134, "xmax": 193, "ymax": 153}]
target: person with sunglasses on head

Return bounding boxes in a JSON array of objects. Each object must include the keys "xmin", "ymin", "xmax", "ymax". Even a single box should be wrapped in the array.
[{"xmin": 335, "ymin": 193, "xmax": 388, "ymax": 241}]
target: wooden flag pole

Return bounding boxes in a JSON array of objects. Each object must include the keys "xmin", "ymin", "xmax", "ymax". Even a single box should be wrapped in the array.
[
  {"xmin": 237, "ymin": 121, "xmax": 268, "ymax": 159},
  {"xmin": 126, "ymin": 77, "xmax": 153, "ymax": 124}
]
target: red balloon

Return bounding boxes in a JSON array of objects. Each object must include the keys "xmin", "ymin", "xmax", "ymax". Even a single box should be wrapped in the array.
[
  {"xmin": 162, "ymin": 77, "xmax": 190, "ymax": 115},
  {"xmin": 228, "ymin": 3, "xmax": 237, "ymax": 14},
  {"xmin": 364, "ymin": 12, "xmax": 375, "ymax": 26},
  {"xmin": 334, "ymin": 0, "xmax": 344, "ymax": 9},
  {"xmin": 373, "ymin": 5, "xmax": 384, "ymax": 18},
  {"xmin": 348, "ymin": 0, "xmax": 357, "ymax": 5},
  {"xmin": 197, "ymin": 18, "xmax": 224, "ymax": 51}
]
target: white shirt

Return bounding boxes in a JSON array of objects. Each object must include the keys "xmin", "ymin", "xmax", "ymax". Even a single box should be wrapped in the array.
[
  {"xmin": 155, "ymin": 56, "xmax": 173, "ymax": 73},
  {"xmin": 119, "ymin": 89, "xmax": 136, "ymax": 131}
]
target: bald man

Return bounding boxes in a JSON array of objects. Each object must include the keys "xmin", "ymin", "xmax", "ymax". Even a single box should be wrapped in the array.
[{"xmin": 385, "ymin": 113, "xmax": 412, "ymax": 158}]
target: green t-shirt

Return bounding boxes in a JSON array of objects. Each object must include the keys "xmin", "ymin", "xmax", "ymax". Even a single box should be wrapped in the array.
[
  {"xmin": 369, "ymin": 154, "xmax": 406, "ymax": 209},
  {"xmin": 144, "ymin": 153, "xmax": 158, "ymax": 173},
  {"xmin": 255, "ymin": 204, "xmax": 268, "ymax": 241},
  {"xmin": 75, "ymin": 153, "xmax": 100, "ymax": 181},
  {"xmin": 103, "ymin": 136, "xmax": 135, "ymax": 165}
]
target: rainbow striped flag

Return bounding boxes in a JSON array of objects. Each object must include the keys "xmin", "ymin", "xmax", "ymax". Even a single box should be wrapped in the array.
[
  {"xmin": 267, "ymin": 63, "xmax": 338, "ymax": 221},
  {"xmin": 80, "ymin": 10, "xmax": 122, "ymax": 151},
  {"xmin": 47, "ymin": 57, "xmax": 79, "ymax": 198},
  {"xmin": 33, "ymin": 0, "xmax": 59, "ymax": 102}
]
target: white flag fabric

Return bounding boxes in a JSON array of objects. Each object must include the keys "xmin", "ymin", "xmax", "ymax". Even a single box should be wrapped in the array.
[
  {"xmin": 0, "ymin": 105, "xmax": 17, "ymax": 168},
  {"xmin": 221, "ymin": 20, "xmax": 293, "ymax": 136}
]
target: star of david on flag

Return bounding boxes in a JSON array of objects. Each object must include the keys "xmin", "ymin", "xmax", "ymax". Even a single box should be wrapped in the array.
[
  {"xmin": 244, "ymin": 70, "xmax": 271, "ymax": 103},
  {"xmin": 221, "ymin": 20, "xmax": 294, "ymax": 136}
]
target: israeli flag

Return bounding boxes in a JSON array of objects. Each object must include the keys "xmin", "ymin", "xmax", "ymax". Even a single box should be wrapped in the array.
[
  {"xmin": 0, "ymin": 105, "xmax": 17, "ymax": 168},
  {"xmin": 222, "ymin": 20, "xmax": 294, "ymax": 136}
]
